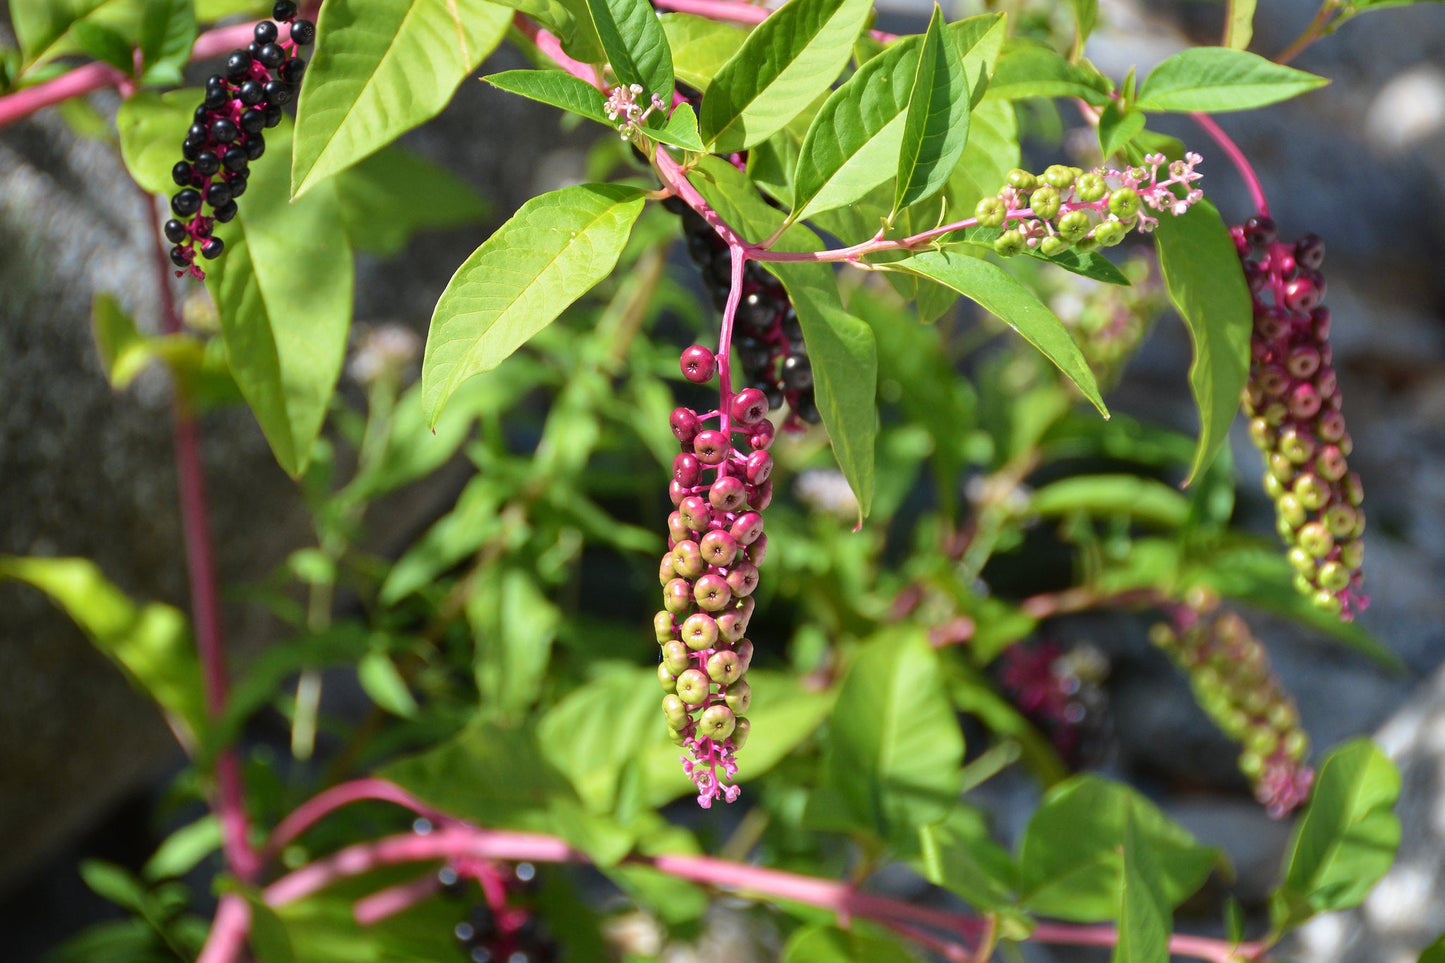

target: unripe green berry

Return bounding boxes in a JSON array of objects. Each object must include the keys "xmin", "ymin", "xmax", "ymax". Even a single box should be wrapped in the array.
[
  {"xmin": 1276, "ymin": 493, "xmax": 1306, "ymax": 529},
  {"xmin": 1248, "ymin": 417, "xmax": 1274, "ymax": 450},
  {"xmin": 1075, "ymin": 172, "xmax": 1108, "ymax": 202},
  {"xmin": 1043, "ymin": 164, "xmax": 1076, "ymax": 190},
  {"xmin": 675, "ymin": 668, "xmax": 710, "ymax": 705},
  {"xmin": 1312, "ymin": 589, "xmax": 1343, "ymax": 616},
  {"xmin": 1283, "ymin": 729, "xmax": 1309, "ymax": 760},
  {"xmin": 706, "ymin": 649, "xmax": 743, "ymax": 685},
  {"xmin": 735, "ymin": 638, "xmax": 755, "ymax": 673},
  {"xmin": 1339, "ymin": 538, "xmax": 1364, "ymax": 570},
  {"xmin": 1039, "ymin": 235, "xmax": 1071, "ymax": 257},
  {"xmin": 1058, "ymin": 210, "xmax": 1091, "ymax": 242},
  {"xmin": 1007, "ymin": 168, "xmax": 1037, "ymax": 191},
  {"xmin": 663, "ymin": 577, "xmax": 693, "ymax": 615},
  {"xmin": 716, "ymin": 610, "xmax": 747, "ymax": 644},
  {"xmin": 1108, "ymin": 187, "xmax": 1140, "ymax": 219},
  {"xmin": 1288, "ymin": 547, "xmax": 1316, "ymax": 576},
  {"xmin": 1263, "ymin": 472, "xmax": 1285, "ymax": 499},
  {"xmin": 1030, "ymin": 185, "xmax": 1061, "ymax": 219},
  {"xmin": 697, "ymin": 704, "xmax": 737, "ymax": 741},
  {"xmin": 1324, "ymin": 504, "xmax": 1357, "ymax": 538},
  {"xmin": 699, "ymin": 529, "xmax": 739, "ymax": 567},
  {"xmin": 654, "ymin": 611, "xmax": 676, "ymax": 644},
  {"xmin": 1091, "ymin": 220, "xmax": 1126, "ymax": 247},
  {"xmin": 1293, "ymin": 473, "xmax": 1329, "ymax": 510},
  {"xmin": 1279, "ymin": 428, "xmax": 1314, "ymax": 465},
  {"xmin": 975, "ymin": 196, "xmax": 1008, "ymax": 228},
  {"xmin": 1074, "ymin": 235, "xmax": 1099, "ymax": 253},
  {"xmin": 731, "ymin": 716, "xmax": 751, "ymax": 749},
  {"xmin": 663, "ymin": 640, "xmax": 692, "ymax": 675},
  {"xmin": 658, "ymin": 661, "xmax": 678, "ymax": 692},
  {"xmin": 724, "ymin": 679, "xmax": 753, "ymax": 713},
  {"xmin": 1245, "ymin": 725, "xmax": 1279, "ymax": 757},
  {"xmin": 1239, "ymin": 749, "xmax": 1263, "ymax": 778},
  {"xmin": 1317, "ymin": 560, "xmax": 1351, "ymax": 592},
  {"xmin": 662, "ymin": 693, "xmax": 690, "ymax": 729},
  {"xmin": 681, "ymin": 612, "xmax": 720, "ymax": 651},
  {"xmin": 994, "ymin": 229, "xmax": 1026, "ymax": 257}
]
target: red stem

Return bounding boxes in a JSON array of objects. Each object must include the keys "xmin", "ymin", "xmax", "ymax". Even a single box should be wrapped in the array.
[
  {"xmin": 650, "ymin": 0, "xmax": 899, "ymax": 42},
  {"xmin": 264, "ymin": 777, "xmax": 444, "ymax": 858},
  {"xmin": 1192, "ymin": 111, "xmax": 1270, "ymax": 218}
]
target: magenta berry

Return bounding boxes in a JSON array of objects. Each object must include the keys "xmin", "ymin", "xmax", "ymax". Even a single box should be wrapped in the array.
[
  {"xmin": 730, "ymin": 387, "xmax": 769, "ymax": 426},
  {"xmin": 680, "ymin": 345, "xmax": 717, "ymax": 383}
]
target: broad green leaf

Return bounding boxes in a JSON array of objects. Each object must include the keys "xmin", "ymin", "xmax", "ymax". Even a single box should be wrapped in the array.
[
  {"xmin": 958, "ymin": 224, "xmax": 1131, "ymax": 286},
  {"xmin": 422, "ymin": 183, "xmax": 644, "ymax": 427},
  {"xmin": 790, "ymin": 31, "xmax": 922, "ymax": 222},
  {"xmin": 356, "ymin": 650, "xmax": 418, "ymax": 718},
  {"xmin": 894, "ymin": 5, "xmax": 972, "ymax": 214},
  {"xmin": 660, "ymin": 12, "xmax": 746, "ymax": 90},
  {"xmin": 989, "ymin": 41, "xmax": 1111, "ymax": 105},
  {"xmin": 247, "ymin": 896, "xmax": 297, "ymax": 963},
  {"xmin": 291, "ymin": 0, "xmax": 511, "ymax": 196},
  {"xmin": 688, "ymin": 156, "xmax": 877, "ymax": 516},
  {"xmin": 1019, "ymin": 775, "xmax": 1219, "ymax": 921},
  {"xmin": 586, "ymin": 0, "xmax": 673, "ymax": 103},
  {"xmin": 1137, "ymin": 48, "xmax": 1327, "ymax": 113},
  {"xmin": 1030, "ymin": 475, "xmax": 1191, "ymax": 528},
  {"xmin": 485, "ymin": 67, "xmax": 612, "ymax": 126},
  {"xmin": 0, "ymin": 556, "xmax": 206, "ymax": 747},
  {"xmin": 1098, "ymin": 100, "xmax": 1144, "ymax": 160},
  {"xmin": 1225, "ymin": 0, "xmax": 1255, "ymax": 51},
  {"xmin": 379, "ymin": 475, "xmax": 507, "ymax": 604},
  {"xmin": 116, "ymin": 89, "xmax": 195, "ymax": 195},
  {"xmin": 139, "ymin": 0, "xmax": 196, "ymax": 84},
  {"xmin": 205, "ymin": 118, "xmax": 354, "ymax": 477},
  {"xmin": 11, "ymin": 0, "xmax": 141, "ymax": 73},
  {"xmin": 335, "ymin": 144, "xmax": 488, "ymax": 257},
  {"xmin": 700, "ymin": 0, "xmax": 873, "ymax": 153},
  {"xmin": 1271, "ymin": 739, "xmax": 1401, "ymax": 929},
  {"xmin": 73, "ymin": 20, "xmax": 133, "ymax": 71},
  {"xmin": 538, "ymin": 667, "xmax": 659, "ymax": 813},
  {"xmin": 91, "ymin": 293, "xmax": 239, "ymax": 408},
  {"xmin": 1112, "ymin": 799, "xmax": 1171, "ymax": 963},
  {"xmin": 916, "ymin": 804, "xmax": 1019, "ymax": 911},
  {"xmin": 651, "ymin": 101, "xmax": 705, "ymax": 151},
  {"xmin": 80, "ymin": 860, "xmax": 146, "ymax": 911},
  {"xmin": 818, "ymin": 629, "xmax": 964, "ymax": 841},
  {"xmin": 943, "ymin": 95, "xmax": 1017, "ymax": 218},
  {"xmin": 784, "ymin": 925, "xmax": 916, "ymax": 963},
  {"xmin": 470, "ymin": 567, "xmax": 560, "ymax": 721},
  {"xmin": 267, "ymin": 871, "xmax": 472, "ymax": 963},
  {"xmin": 949, "ymin": 13, "xmax": 1007, "ymax": 82},
  {"xmin": 887, "ymin": 249, "xmax": 1106, "ymax": 416},
  {"xmin": 1152, "ymin": 199, "xmax": 1251, "ymax": 484}
]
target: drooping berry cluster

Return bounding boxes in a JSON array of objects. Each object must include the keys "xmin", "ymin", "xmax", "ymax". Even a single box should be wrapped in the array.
[
  {"xmin": 162, "ymin": 2, "xmax": 314, "ymax": 279},
  {"xmin": 1149, "ymin": 598, "xmax": 1312, "ymax": 818},
  {"xmin": 421, "ymin": 825, "xmax": 558, "ymax": 963},
  {"xmin": 1233, "ymin": 216, "xmax": 1366, "ymax": 621},
  {"xmin": 665, "ymin": 197, "xmax": 821, "ymax": 430},
  {"xmin": 656, "ymin": 345, "xmax": 772, "ymax": 806},
  {"xmin": 978, "ymin": 154, "xmax": 1205, "ymax": 258}
]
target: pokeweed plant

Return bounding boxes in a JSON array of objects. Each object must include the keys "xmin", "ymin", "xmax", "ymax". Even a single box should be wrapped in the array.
[{"xmin": 0, "ymin": 0, "xmax": 1428, "ymax": 960}]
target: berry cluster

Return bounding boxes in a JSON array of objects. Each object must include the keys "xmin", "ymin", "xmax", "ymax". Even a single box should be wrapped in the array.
[
  {"xmin": 996, "ymin": 640, "xmax": 1110, "ymax": 769},
  {"xmin": 1233, "ymin": 216, "xmax": 1366, "ymax": 620},
  {"xmin": 656, "ymin": 345, "xmax": 772, "ymax": 806},
  {"xmin": 1150, "ymin": 599, "xmax": 1312, "ymax": 817},
  {"xmin": 666, "ymin": 197, "xmax": 821, "ymax": 429},
  {"xmin": 977, "ymin": 154, "xmax": 1205, "ymax": 258},
  {"xmin": 425, "ymin": 837, "xmax": 558, "ymax": 963},
  {"xmin": 162, "ymin": 2, "xmax": 314, "ymax": 279}
]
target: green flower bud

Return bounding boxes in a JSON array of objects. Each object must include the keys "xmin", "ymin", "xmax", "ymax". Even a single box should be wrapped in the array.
[
  {"xmin": 1058, "ymin": 210, "xmax": 1091, "ymax": 242},
  {"xmin": 1030, "ymin": 185, "xmax": 1061, "ymax": 219},
  {"xmin": 1040, "ymin": 235, "xmax": 1071, "ymax": 257},
  {"xmin": 1075, "ymin": 172, "xmax": 1108, "ymax": 202},
  {"xmin": 1091, "ymin": 220, "xmax": 1126, "ymax": 247},
  {"xmin": 1108, "ymin": 187, "xmax": 1141, "ymax": 219},
  {"xmin": 994, "ymin": 229, "xmax": 1025, "ymax": 257},
  {"xmin": 975, "ymin": 196, "xmax": 1008, "ymax": 228},
  {"xmin": 1043, "ymin": 164, "xmax": 1076, "ymax": 190}
]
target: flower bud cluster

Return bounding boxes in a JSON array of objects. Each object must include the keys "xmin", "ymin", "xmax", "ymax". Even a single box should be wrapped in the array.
[
  {"xmin": 163, "ymin": 2, "xmax": 313, "ymax": 279},
  {"xmin": 656, "ymin": 346, "xmax": 773, "ymax": 806},
  {"xmin": 665, "ymin": 197, "xmax": 822, "ymax": 430},
  {"xmin": 977, "ymin": 154, "xmax": 1205, "ymax": 259},
  {"xmin": 1150, "ymin": 601, "xmax": 1313, "ymax": 818},
  {"xmin": 1233, "ymin": 216, "xmax": 1366, "ymax": 621}
]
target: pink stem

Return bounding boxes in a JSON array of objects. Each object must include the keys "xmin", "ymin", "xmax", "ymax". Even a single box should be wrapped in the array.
[
  {"xmin": 353, "ymin": 871, "xmax": 443, "ymax": 925},
  {"xmin": 1192, "ymin": 111, "xmax": 1270, "ymax": 217},
  {"xmin": 195, "ymin": 893, "xmax": 251, "ymax": 963},
  {"xmin": 1029, "ymin": 922, "xmax": 1268, "ymax": 962},
  {"xmin": 650, "ymin": 0, "xmax": 899, "ymax": 42},
  {"xmin": 264, "ymin": 778, "xmax": 444, "ymax": 858},
  {"xmin": 145, "ymin": 197, "xmax": 260, "ymax": 882}
]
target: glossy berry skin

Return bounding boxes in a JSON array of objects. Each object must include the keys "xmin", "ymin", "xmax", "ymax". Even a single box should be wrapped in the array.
[
  {"xmin": 290, "ymin": 19, "xmax": 316, "ymax": 44},
  {"xmin": 273, "ymin": 0, "xmax": 298, "ymax": 20},
  {"xmin": 680, "ymin": 344, "xmax": 716, "ymax": 383}
]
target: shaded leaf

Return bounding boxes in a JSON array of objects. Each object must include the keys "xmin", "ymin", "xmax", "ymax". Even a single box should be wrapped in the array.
[{"xmin": 335, "ymin": 143, "xmax": 489, "ymax": 257}]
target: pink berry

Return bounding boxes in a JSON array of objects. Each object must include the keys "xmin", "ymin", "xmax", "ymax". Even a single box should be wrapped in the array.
[{"xmin": 680, "ymin": 345, "xmax": 716, "ymax": 383}]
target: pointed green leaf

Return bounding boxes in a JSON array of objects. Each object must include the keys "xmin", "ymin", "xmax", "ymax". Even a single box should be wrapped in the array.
[
  {"xmin": 700, "ymin": 0, "xmax": 872, "ymax": 153},
  {"xmin": 888, "ymin": 249, "xmax": 1106, "ymax": 416},
  {"xmin": 422, "ymin": 183, "xmax": 645, "ymax": 427},
  {"xmin": 291, "ymin": 0, "xmax": 511, "ymax": 196},
  {"xmin": 470, "ymin": 568, "xmax": 560, "ymax": 721},
  {"xmin": 586, "ymin": 0, "xmax": 673, "ymax": 102},
  {"xmin": 11, "ymin": 0, "xmax": 142, "ymax": 74},
  {"xmin": 356, "ymin": 650, "xmax": 419, "ymax": 718},
  {"xmin": 1225, "ymin": 0, "xmax": 1255, "ymax": 51},
  {"xmin": 943, "ymin": 95, "xmax": 1018, "ymax": 218},
  {"xmin": 651, "ymin": 101, "xmax": 705, "ymax": 150},
  {"xmin": 538, "ymin": 668, "xmax": 659, "ymax": 813},
  {"xmin": 949, "ymin": 13, "xmax": 1007, "ymax": 82},
  {"xmin": 1152, "ymin": 199, "xmax": 1251, "ymax": 484},
  {"xmin": 790, "ymin": 32, "xmax": 922, "ymax": 222},
  {"xmin": 894, "ymin": 5, "xmax": 972, "ymax": 213},
  {"xmin": 818, "ymin": 629, "xmax": 964, "ymax": 841},
  {"xmin": 116, "ymin": 89, "xmax": 195, "ymax": 195},
  {"xmin": 139, "ymin": 0, "xmax": 196, "ymax": 79},
  {"xmin": 1070, "ymin": 0, "xmax": 1099, "ymax": 43},
  {"xmin": 0, "ymin": 556, "xmax": 206, "ymax": 747},
  {"xmin": 660, "ymin": 12, "xmax": 746, "ymax": 90},
  {"xmin": 1112, "ymin": 799, "xmax": 1172, "ymax": 963},
  {"xmin": 1270, "ymin": 739, "xmax": 1400, "ymax": 929},
  {"xmin": 989, "ymin": 41, "xmax": 1112, "ymax": 104},
  {"xmin": 73, "ymin": 20, "xmax": 133, "ymax": 71},
  {"xmin": 1420, "ymin": 933, "xmax": 1445, "ymax": 963},
  {"xmin": 485, "ymin": 67, "xmax": 613, "ymax": 126},
  {"xmin": 916, "ymin": 804, "xmax": 1019, "ymax": 911},
  {"xmin": 205, "ymin": 119, "xmax": 354, "ymax": 477},
  {"xmin": 1137, "ymin": 47, "xmax": 1327, "ymax": 113},
  {"xmin": 1098, "ymin": 100, "xmax": 1145, "ymax": 160},
  {"xmin": 784, "ymin": 925, "xmax": 917, "ymax": 963}
]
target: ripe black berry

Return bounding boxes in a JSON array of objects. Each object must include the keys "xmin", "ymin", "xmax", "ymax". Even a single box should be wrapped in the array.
[
  {"xmin": 192, "ymin": 105, "xmax": 211, "ymax": 124},
  {"xmin": 254, "ymin": 20, "xmax": 279, "ymax": 45},
  {"xmin": 781, "ymin": 354, "xmax": 812, "ymax": 391},
  {"xmin": 258, "ymin": 42, "xmax": 286, "ymax": 68},
  {"xmin": 243, "ymin": 137, "xmax": 266, "ymax": 160},
  {"xmin": 171, "ymin": 161, "xmax": 193, "ymax": 187},
  {"xmin": 204, "ymin": 82, "xmax": 228, "ymax": 110},
  {"xmin": 170, "ymin": 246, "xmax": 189, "ymax": 267},
  {"xmin": 263, "ymin": 80, "xmax": 292, "ymax": 106},
  {"xmin": 238, "ymin": 80, "xmax": 265, "ymax": 106},
  {"xmin": 222, "ymin": 147, "xmax": 248, "ymax": 173},
  {"xmin": 171, "ymin": 188, "xmax": 202, "ymax": 216},
  {"xmin": 280, "ymin": 57, "xmax": 306, "ymax": 84},
  {"xmin": 210, "ymin": 117, "xmax": 239, "ymax": 143},
  {"xmin": 187, "ymin": 122, "xmax": 207, "ymax": 143},
  {"xmin": 164, "ymin": 219, "xmax": 187, "ymax": 244},
  {"xmin": 247, "ymin": 41, "xmax": 262, "ymax": 59},
  {"xmin": 213, "ymin": 200, "xmax": 239, "ymax": 223},
  {"xmin": 240, "ymin": 108, "xmax": 266, "ymax": 135},
  {"xmin": 290, "ymin": 19, "xmax": 316, "ymax": 45},
  {"xmin": 205, "ymin": 182, "xmax": 233, "ymax": 208},
  {"xmin": 201, "ymin": 237, "xmax": 225, "ymax": 260},
  {"xmin": 273, "ymin": 0, "xmax": 298, "ymax": 21},
  {"xmin": 195, "ymin": 150, "xmax": 220, "ymax": 176},
  {"xmin": 226, "ymin": 174, "xmax": 248, "ymax": 199},
  {"xmin": 263, "ymin": 103, "xmax": 283, "ymax": 128},
  {"xmin": 225, "ymin": 50, "xmax": 252, "ymax": 80},
  {"xmin": 181, "ymin": 139, "xmax": 200, "ymax": 161}
]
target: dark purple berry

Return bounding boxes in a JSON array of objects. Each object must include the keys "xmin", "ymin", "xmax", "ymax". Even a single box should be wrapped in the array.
[
  {"xmin": 187, "ymin": 122, "xmax": 208, "ymax": 143},
  {"xmin": 181, "ymin": 139, "xmax": 201, "ymax": 161},
  {"xmin": 210, "ymin": 117, "xmax": 239, "ymax": 143},
  {"xmin": 254, "ymin": 20, "xmax": 279, "ymax": 45},
  {"xmin": 244, "ymin": 136, "xmax": 266, "ymax": 160},
  {"xmin": 753, "ymin": 380, "xmax": 785, "ymax": 412},
  {"xmin": 205, "ymin": 182, "xmax": 233, "ymax": 208},
  {"xmin": 258, "ymin": 42, "xmax": 286, "ymax": 68},
  {"xmin": 1244, "ymin": 215, "xmax": 1277, "ymax": 247},
  {"xmin": 201, "ymin": 237, "xmax": 225, "ymax": 260},
  {"xmin": 280, "ymin": 57, "xmax": 306, "ymax": 84},
  {"xmin": 195, "ymin": 150, "xmax": 220, "ymax": 176},
  {"xmin": 240, "ymin": 108, "xmax": 266, "ymax": 135},
  {"xmin": 247, "ymin": 41, "xmax": 262, "ymax": 59},
  {"xmin": 794, "ymin": 391, "xmax": 821, "ymax": 424},
  {"xmin": 1295, "ymin": 234, "xmax": 1325, "ymax": 270},
  {"xmin": 171, "ymin": 161, "xmax": 193, "ymax": 187},
  {"xmin": 290, "ymin": 19, "xmax": 315, "ymax": 45},
  {"xmin": 204, "ymin": 82, "xmax": 228, "ymax": 110},
  {"xmin": 263, "ymin": 103, "xmax": 283, "ymax": 128},
  {"xmin": 164, "ymin": 219, "xmax": 188, "ymax": 244},
  {"xmin": 736, "ymin": 292, "xmax": 774, "ymax": 333},
  {"xmin": 781, "ymin": 307, "xmax": 803, "ymax": 342},
  {"xmin": 171, "ymin": 188, "xmax": 202, "ymax": 216},
  {"xmin": 193, "ymin": 105, "xmax": 211, "ymax": 124},
  {"xmin": 226, "ymin": 173, "xmax": 248, "ymax": 198},
  {"xmin": 238, "ymin": 80, "xmax": 265, "ymax": 106},
  {"xmin": 273, "ymin": 0, "xmax": 298, "ymax": 22},
  {"xmin": 225, "ymin": 50, "xmax": 252, "ymax": 80},
  {"xmin": 781, "ymin": 354, "xmax": 813, "ymax": 392},
  {"xmin": 213, "ymin": 200, "xmax": 239, "ymax": 223},
  {"xmin": 169, "ymin": 246, "xmax": 189, "ymax": 268},
  {"xmin": 263, "ymin": 80, "xmax": 292, "ymax": 105},
  {"xmin": 222, "ymin": 147, "xmax": 248, "ymax": 173}
]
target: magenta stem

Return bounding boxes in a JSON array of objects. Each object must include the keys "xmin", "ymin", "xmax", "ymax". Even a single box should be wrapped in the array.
[
  {"xmin": 1029, "ymin": 922, "xmax": 1269, "ymax": 962},
  {"xmin": 649, "ymin": 0, "xmax": 899, "ymax": 42},
  {"xmin": 1192, "ymin": 111, "xmax": 1270, "ymax": 217},
  {"xmin": 353, "ymin": 871, "xmax": 444, "ymax": 925},
  {"xmin": 196, "ymin": 893, "xmax": 251, "ymax": 963},
  {"xmin": 264, "ymin": 777, "xmax": 444, "ymax": 858}
]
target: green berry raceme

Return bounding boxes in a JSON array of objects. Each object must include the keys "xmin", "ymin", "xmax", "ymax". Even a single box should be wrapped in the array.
[
  {"xmin": 1039, "ymin": 235, "xmax": 1071, "ymax": 257},
  {"xmin": 994, "ymin": 230, "xmax": 1025, "ymax": 257},
  {"xmin": 975, "ymin": 196, "xmax": 1008, "ymax": 228}
]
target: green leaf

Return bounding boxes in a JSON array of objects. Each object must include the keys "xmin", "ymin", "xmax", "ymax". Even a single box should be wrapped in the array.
[
  {"xmin": 205, "ymin": 118, "xmax": 354, "ymax": 477},
  {"xmin": 651, "ymin": 101, "xmax": 705, "ymax": 151},
  {"xmin": 0, "ymin": 556, "xmax": 206, "ymax": 748},
  {"xmin": 1069, "ymin": 0, "xmax": 1098, "ymax": 42},
  {"xmin": 893, "ymin": 5, "xmax": 972, "ymax": 215},
  {"xmin": 1420, "ymin": 933, "xmax": 1445, "ymax": 963},
  {"xmin": 1137, "ymin": 48, "xmax": 1327, "ymax": 113},
  {"xmin": 116, "ymin": 89, "xmax": 194, "ymax": 194},
  {"xmin": 73, "ymin": 20, "xmax": 133, "ymax": 71},
  {"xmin": 538, "ymin": 667, "xmax": 659, "ymax": 813},
  {"xmin": 943, "ymin": 95, "xmax": 1018, "ymax": 219},
  {"xmin": 334, "ymin": 143, "xmax": 489, "ymax": 257},
  {"xmin": 1019, "ymin": 775, "xmax": 1219, "ymax": 921},
  {"xmin": 291, "ymin": 0, "xmax": 511, "ymax": 196},
  {"xmin": 143, "ymin": 816, "xmax": 222, "ymax": 881},
  {"xmin": 1152, "ymin": 199, "xmax": 1251, "ymax": 485},
  {"xmin": 790, "ymin": 30, "xmax": 922, "ymax": 223},
  {"xmin": 1112, "ymin": 799, "xmax": 1172, "ymax": 963},
  {"xmin": 1270, "ymin": 739, "xmax": 1401, "ymax": 930},
  {"xmin": 469, "ymin": 567, "xmax": 561, "ymax": 721},
  {"xmin": 422, "ymin": 182, "xmax": 644, "ymax": 427},
  {"xmin": 816, "ymin": 629, "xmax": 964, "ymax": 842},
  {"xmin": 247, "ymin": 896, "xmax": 297, "ymax": 963},
  {"xmin": 139, "ymin": 0, "xmax": 196, "ymax": 81},
  {"xmin": 660, "ymin": 12, "xmax": 745, "ymax": 90},
  {"xmin": 11, "ymin": 0, "xmax": 142, "ymax": 74},
  {"xmin": 1225, "ymin": 0, "xmax": 1255, "ymax": 51},
  {"xmin": 356, "ymin": 650, "xmax": 418, "ymax": 718},
  {"xmin": 1030, "ymin": 475, "xmax": 1192, "ymax": 528},
  {"xmin": 949, "ymin": 13, "xmax": 1007, "ymax": 82},
  {"xmin": 1098, "ymin": 100, "xmax": 1144, "ymax": 160},
  {"xmin": 784, "ymin": 925, "xmax": 917, "ymax": 963},
  {"xmin": 485, "ymin": 67, "xmax": 612, "ymax": 126},
  {"xmin": 916, "ymin": 804, "xmax": 1019, "ymax": 911},
  {"xmin": 989, "ymin": 41, "xmax": 1111, "ymax": 105},
  {"xmin": 699, "ymin": 0, "xmax": 873, "ymax": 153},
  {"xmin": 80, "ymin": 860, "xmax": 146, "ymax": 911},
  {"xmin": 586, "ymin": 0, "xmax": 673, "ymax": 103},
  {"xmin": 887, "ymin": 249, "xmax": 1107, "ymax": 416}
]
